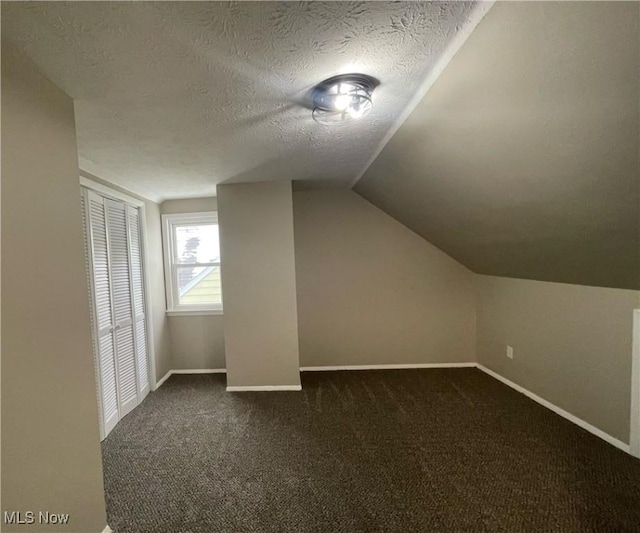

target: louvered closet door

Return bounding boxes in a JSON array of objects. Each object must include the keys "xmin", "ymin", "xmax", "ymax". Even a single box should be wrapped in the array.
[
  {"xmin": 105, "ymin": 198, "xmax": 139, "ymax": 419},
  {"xmin": 127, "ymin": 204, "xmax": 150, "ymax": 398},
  {"xmin": 86, "ymin": 191, "xmax": 120, "ymax": 437}
]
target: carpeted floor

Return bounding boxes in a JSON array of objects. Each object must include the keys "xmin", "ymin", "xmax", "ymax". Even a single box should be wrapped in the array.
[{"xmin": 102, "ymin": 369, "xmax": 640, "ymax": 532}]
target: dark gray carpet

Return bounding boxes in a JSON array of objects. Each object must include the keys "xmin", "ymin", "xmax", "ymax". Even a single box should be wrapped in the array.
[{"xmin": 102, "ymin": 369, "xmax": 640, "ymax": 532}]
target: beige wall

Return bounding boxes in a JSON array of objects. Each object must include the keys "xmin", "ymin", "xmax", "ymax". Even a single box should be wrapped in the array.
[
  {"xmin": 81, "ymin": 172, "xmax": 172, "ymax": 384},
  {"xmin": 1, "ymin": 45, "xmax": 107, "ymax": 532},
  {"xmin": 218, "ymin": 181, "xmax": 300, "ymax": 387},
  {"xmin": 293, "ymin": 189, "xmax": 476, "ymax": 367},
  {"xmin": 355, "ymin": 2, "xmax": 639, "ymax": 290},
  {"xmin": 169, "ymin": 316, "xmax": 226, "ymax": 370},
  {"xmin": 160, "ymin": 197, "xmax": 226, "ymax": 371},
  {"xmin": 476, "ymin": 274, "xmax": 640, "ymax": 443},
  {"xmin": 160, "ymin": 189, "xmax": 477, "ymax": 371}
]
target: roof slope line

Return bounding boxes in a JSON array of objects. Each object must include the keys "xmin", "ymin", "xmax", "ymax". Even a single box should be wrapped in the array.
[{"xmin": 349, "ymin": 0, "xmax": 496, "ymax": 189}]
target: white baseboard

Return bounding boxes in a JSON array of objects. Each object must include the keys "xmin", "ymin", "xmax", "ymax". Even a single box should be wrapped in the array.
[
  {"xmin": 155, "ymin": 370, "xmax": 173, "ymax": 389},
  {"xmin": 476, "ymin": 364, "xmax": 630, "ymax": 454},
  {"xmin": 102, "ymin": 526, "xmax": 113, "ymax": 533},
  {"xmin": 226, "ymin": 385, "xmax": 302, "ymax": 392},
  {"xmin": 172, "ymin": 368, "xmax": 226, "ymax": 374},
  {"xmin": 155, "ymin": 369, "xmax": 226, "ymax": 389},
  {"xmin": 153, "ymin": 362, "xmax": 632, "ymax": 456},
  {"xmin": 300, "ymin": 362, "xmax": 476, "ymax": 371}
]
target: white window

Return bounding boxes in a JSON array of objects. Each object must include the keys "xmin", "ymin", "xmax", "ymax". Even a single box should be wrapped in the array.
[{"xmin": 161, "ymin": 212, "xmax": 223, "ymax": 315}]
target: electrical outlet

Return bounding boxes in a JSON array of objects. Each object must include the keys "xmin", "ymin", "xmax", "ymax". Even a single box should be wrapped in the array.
[{"xmin": 506, "ymin": 345, "xmax": 514, "ymax": 359}]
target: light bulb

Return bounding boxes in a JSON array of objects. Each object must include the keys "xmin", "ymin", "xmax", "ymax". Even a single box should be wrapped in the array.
[
  {"xmin": 334, "ymin": 93, "xmax": 351, "ymax": 111},
  {"xmin": 311, "ymin": 74, "xmax": 375, "ymax": 125}
]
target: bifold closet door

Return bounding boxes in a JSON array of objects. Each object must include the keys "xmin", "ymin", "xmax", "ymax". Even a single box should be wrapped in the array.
[
  {"xmin": 127, "ymin": 204, "xmax": 149, "ymax": 398},
  {"xmin": 105, "ymin": 198, "xmax": 139, "ymax": 419},
  {"xmin": 85, "ymin": 190, "xmax": 119, "ymax": 437},
  {"xmin": 84, "ymin": 189, "xmax": 150, "ymax": 439}
]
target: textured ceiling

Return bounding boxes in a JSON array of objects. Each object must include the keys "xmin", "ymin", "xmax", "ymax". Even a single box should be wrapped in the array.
[
  {"xmin": 355, "ymin": 2, "xmax": 640, "ymax": 290},
  {"xmin": 2, "ymin": 1, "xmax": 488, "ymax": 202}
]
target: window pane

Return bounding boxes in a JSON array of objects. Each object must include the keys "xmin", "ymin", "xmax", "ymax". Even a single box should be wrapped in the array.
[
  {"xmin": 177, "ymin": 266, "xmax": 222, "ymax": 306},
  {"xmin": 174, "ymin": 224, "xmax": 220, "ymax": 264}
]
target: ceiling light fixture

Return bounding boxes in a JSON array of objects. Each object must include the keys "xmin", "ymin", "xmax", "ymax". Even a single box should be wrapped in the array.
[{"xmin": 312, "ymin": 74, "xmax": 376, "ymax": 125}]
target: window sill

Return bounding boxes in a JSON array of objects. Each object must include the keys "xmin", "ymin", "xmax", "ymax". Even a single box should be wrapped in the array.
[{"xmin": 166, "ymin": 309, "xmax": 223, "ymax": 317}]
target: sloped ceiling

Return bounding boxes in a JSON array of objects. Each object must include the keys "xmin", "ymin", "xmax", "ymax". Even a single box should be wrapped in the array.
[
  {"xmin": 1, "ymin": 1, "xmax": 490, "ymax": 202},
  {"xmin": 355, "ymin": 2, "xmax": 640, "ymax": 290}
]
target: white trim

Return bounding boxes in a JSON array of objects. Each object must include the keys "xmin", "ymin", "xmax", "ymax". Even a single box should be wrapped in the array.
[
  {"xmin": 102, "ymin": 526, "xmax": 113, "ymax": 533},
  {"xmin": 172, "ymin": 369, "xmax": 226, "ymax": 374},
  {"xmin": 154, "ymin": 369, "xmax": 227, "ymax": 389},
  {"xmin": 138, "ymin": 202, "xmax": 158, "ymax": 392},
  {"xmin": 163, "ymin": 211, "xmax": 219, "ymax": 223},
  {"xmin": 167, "ymin": 309, "xmax": 223, "ymax": 317},
  {"xmin": 161, "ymin": 211, "xmax": 222, "ymax": 314},
  {"xmin": 155, "ymin": 370, "xmax": 173, "ymax": 389},
  {"xmin": 300, "ymin": 363, "xmax": 476, "ymax": 371},
  {"xmin": 151, "ymin": 362, "xmax": 635, "ymax": 456},
  {"xmin": 226, "ymin": 385, "xmax": 302, "ymax": 392},
  {"xmin": 125, "ymin": 204, "xmax": 144, "ymax": 402},
  {"xmin": 82, "ymin": 188, "xmax": 108, "ymax": 441},
  {"xmin": 168, "ymin": 303, "xmax": 223, "ymax": 314},
  {"xmin": 349, "ymin": 1, "xmax": 495, "ymax": 188},
  {"xmin": 477, "ymin": 364, "xmax": 630, "ymax": 454},
  {"xmin": 630, "ymin": 309, "xmax": 640, "ymax": 458},
  {"xmin": 80, "ymin": 176, "xmax": 158, "ymax": 395},
  {"xmin": 80, "ymin": 174, "xmax": 144, "ymax": 207}
]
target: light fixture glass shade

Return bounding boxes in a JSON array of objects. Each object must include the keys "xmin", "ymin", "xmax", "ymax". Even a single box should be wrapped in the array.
[{"xmin": 312, "ymin": 74, "xmax": 375, "ymax": 125}]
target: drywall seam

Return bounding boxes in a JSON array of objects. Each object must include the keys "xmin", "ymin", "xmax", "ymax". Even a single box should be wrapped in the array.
[
  {"xmin": 477, "ymin": 364, "xmax": 630, "ymax": 453},
  {"xmin": 349, "ymin": 0, "xmax": 496, "ymax": 188}
]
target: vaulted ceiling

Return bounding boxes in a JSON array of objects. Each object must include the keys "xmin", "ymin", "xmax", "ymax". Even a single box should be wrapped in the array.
[
  {"xmin": 1, "ymin": 0, "xmax": 489, "ymax": 201},
  {"xmin": 355, "ymin": 1, "xmax": 640, "ymax": 290},
  {"xmin": 3, "ymin": 1, "xmax": 638, "ymax": 290}
]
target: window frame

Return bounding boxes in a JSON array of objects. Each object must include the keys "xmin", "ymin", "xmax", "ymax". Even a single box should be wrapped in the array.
[{"xmin": 161, "ymin": 211, "xmax": 223, "ymax": 316}]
